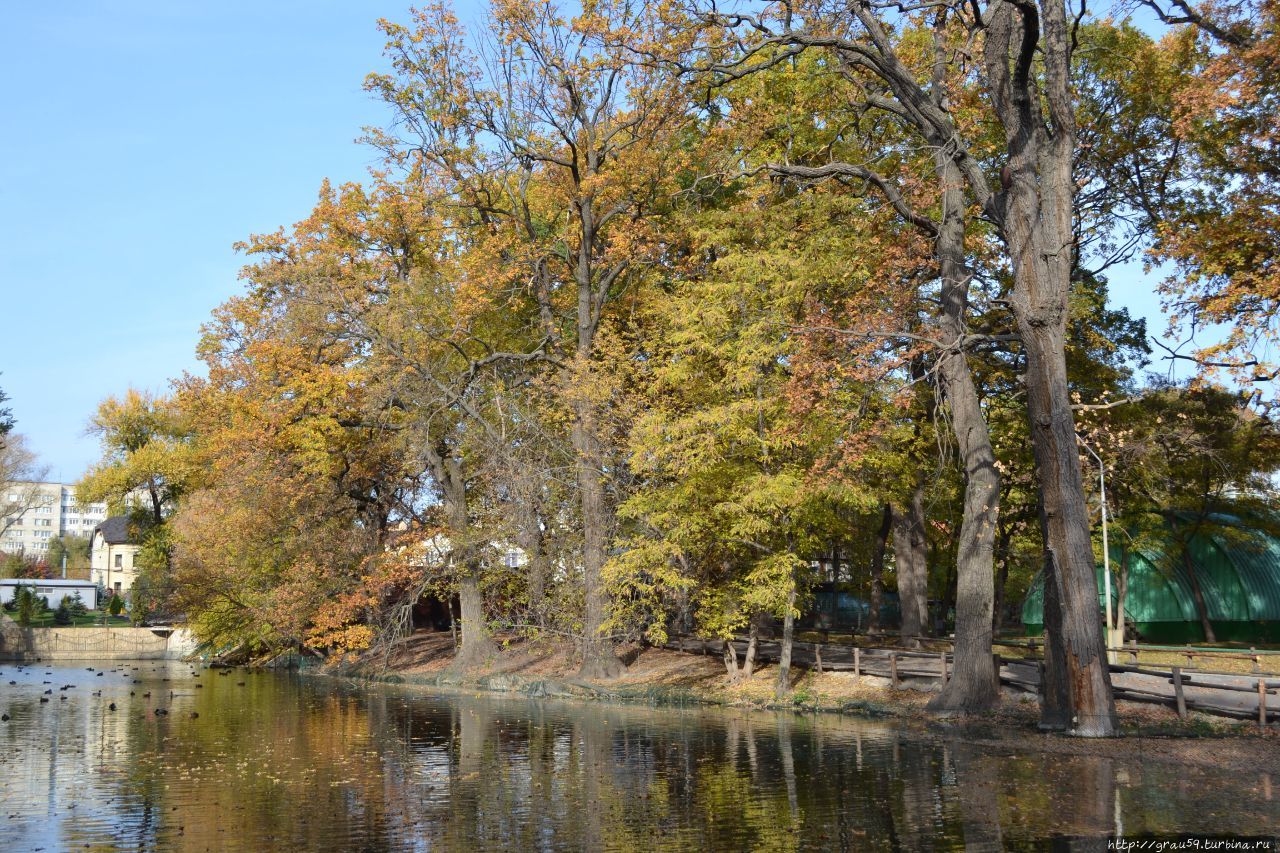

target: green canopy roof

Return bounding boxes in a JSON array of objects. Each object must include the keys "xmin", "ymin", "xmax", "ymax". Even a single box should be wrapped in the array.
[{"xmin": 1022, "ymin": 513, "xmax": 1280, "ymax": 643}]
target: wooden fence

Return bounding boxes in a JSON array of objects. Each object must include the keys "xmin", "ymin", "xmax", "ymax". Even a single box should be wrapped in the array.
[{"xmin": 663, "ymin": 634, "xmax": 1279, "ymax": 728}]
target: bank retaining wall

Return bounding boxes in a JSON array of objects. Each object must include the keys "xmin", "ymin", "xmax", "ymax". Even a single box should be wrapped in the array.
[{"xmin": 0, "ymin": 619, "xmax": 197, "ymax": 661}]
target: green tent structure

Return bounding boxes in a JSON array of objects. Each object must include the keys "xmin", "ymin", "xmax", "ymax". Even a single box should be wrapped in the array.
[{"xmin": 1022, "ymin": 513, "xmax": 1280, "ymax": 644}]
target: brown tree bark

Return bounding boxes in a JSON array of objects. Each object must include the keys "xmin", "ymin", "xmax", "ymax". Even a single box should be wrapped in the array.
[
  {"xmin": 775, "ymin": 582, "xmax": 797, "ymax": 698},
  {"xmin": 919, "ymin": 33, "xmax": 1002, "ymax": 717},
  {"xmin": 742, "ymin": 615, "xmax": 760, "ymax": 678},
  {"xmin": 893, "ymin": 484, "xmax": 930, "ymax": 646},
  {"xmin": 1115, "ymin": 548, "xmax": 1130, "ymax": 644},
  {"xmin": 983, "ymin": 0, "xmax": 1118, "ymax": 735},
  {"xmin": 868, "ymin": 503, "xmax": 892, "ymax": 634},
  {"xmin": 1038, "ymin": 528, "xmax": 1072, "ymax": 731},
  {"xmin": 723, "ymin": 637, "xmax": 741, "ymax": 681},
  {"xmin": 433, "ymin": 450, "xmax": 498, "ymax": 672}
]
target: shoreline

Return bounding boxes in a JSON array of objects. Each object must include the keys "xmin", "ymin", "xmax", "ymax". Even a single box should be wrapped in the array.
[{"xmin": 307, "ymin": 632, "xmax": 1280, "ymax": 775}]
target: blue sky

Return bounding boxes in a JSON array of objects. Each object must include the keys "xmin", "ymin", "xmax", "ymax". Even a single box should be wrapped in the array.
[
  {"xmin": 0, "ymin": 1, "xmax": 1172, "ymax": 481},
  {"xmin": 0, "ymin": 1, "xmax": 442, "ymax": 480}
]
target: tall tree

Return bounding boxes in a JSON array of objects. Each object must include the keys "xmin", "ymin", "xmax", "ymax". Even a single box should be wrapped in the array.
[
  {"xmin": 367, "ymin": 0, "xmax": 684, "ymax": 678},
  {"xmin": 656, "ymin": 14, "xmax": 1005, "ymax": 712},
  {"xmin": 658, "ymin": 0, "xmax": 1117, "ymax": 733},
  {"xmin": 78, "ymin": 389, "xmax": 193, "ymax": 528}
]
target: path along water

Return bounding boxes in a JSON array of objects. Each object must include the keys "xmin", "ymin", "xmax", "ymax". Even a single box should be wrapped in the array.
[{"xmin": 0, "ymin": 661, "xmax": 1276, "ymax": 851}]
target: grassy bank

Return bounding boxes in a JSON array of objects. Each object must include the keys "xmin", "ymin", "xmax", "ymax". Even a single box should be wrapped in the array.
[{"xmin": 321, "ymin": 631, "xmax": 1280, "ymax": 764}]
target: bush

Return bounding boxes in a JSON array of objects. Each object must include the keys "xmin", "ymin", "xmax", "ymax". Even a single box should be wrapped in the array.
[
  {"xmin": 107, "ymin": 593, "xmax": 124, "ymax": 617},
  {"xmin": 15, "ymin": 585, "xmax": 37, "ymax": 627},
  {"xmin": 53, "ymin": 598, "xmax": 72, "ymax": 626},
  {"xmin": 66, "ymin": 591, "xmax": 88, "ymax": 617}
]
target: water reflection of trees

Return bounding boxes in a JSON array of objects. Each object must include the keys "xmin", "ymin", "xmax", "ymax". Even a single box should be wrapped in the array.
[{"xmin": 22, "ymin": 673, "xmax": 1273, "ymax": 851}]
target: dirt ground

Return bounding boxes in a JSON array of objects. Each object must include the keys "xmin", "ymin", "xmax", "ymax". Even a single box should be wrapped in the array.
[{"xmin": 344, "ymin": 629, "xmax": 1280, "ymax": 775}]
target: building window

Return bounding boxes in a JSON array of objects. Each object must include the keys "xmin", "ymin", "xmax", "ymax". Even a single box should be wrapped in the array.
[{"xmin": 114, "ymin": 554, "xmax": 122, "ymax": 568}]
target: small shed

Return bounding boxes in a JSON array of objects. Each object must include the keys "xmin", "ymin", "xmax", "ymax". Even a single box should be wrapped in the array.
[
  {"xmin": 1, "ymin": 578, "xmax": 99, "ymax": 611},
  {"xmin": 1022, "ymin": 513, "xmax": 1280, "ymax": 644}
]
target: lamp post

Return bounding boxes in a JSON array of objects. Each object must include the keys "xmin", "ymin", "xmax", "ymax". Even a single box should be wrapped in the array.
[{"xmin": 1077, "ymin": 434, "xmax": 1118, "ymax": 663}]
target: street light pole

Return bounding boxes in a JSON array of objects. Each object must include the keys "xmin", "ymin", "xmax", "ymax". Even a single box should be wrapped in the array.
[{"xmin": 1077, "ymin": 434, "xmax": 1118, "ymax": 663}]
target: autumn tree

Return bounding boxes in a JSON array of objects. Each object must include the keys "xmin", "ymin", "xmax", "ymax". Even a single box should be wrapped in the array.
[
  {"xmin": 647, "ymin": 0, "xmax": 1120, "ymax": 733},
  {"xmin": 1095, "ymin": 0, "xmax": 1280, "ymax": 401},
  {"xmin": 46, "ymin": 535, "xmax": 91, "ymax": 574},
  {"xmin": 78, "ymin": 389, "xmax": 194, "ymax": 529},
  {"xmin": 366, "ymin": 0, "xmax": 685, "ymax": 678},
  {"xmin": 171, "ymin": 187, "xmax": 423, "ymax": 656},
  {"xmin": 609, "ymin": 187, "xmax": 882, "ymax": 696}
]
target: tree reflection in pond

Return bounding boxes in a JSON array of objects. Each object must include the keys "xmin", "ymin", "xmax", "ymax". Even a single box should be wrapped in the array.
[{"xmin": 0, "ymin": 664, "xmax": 1275, "ymax": 851}]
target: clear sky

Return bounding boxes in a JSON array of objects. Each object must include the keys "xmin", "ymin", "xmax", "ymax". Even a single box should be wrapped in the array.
[
  {"xmin": 0, "ymin": 1, "xmax": 1171, "ymax": 482},
  {"xmin": 0, "ymin": 1, "xmax": 449, "ymax": 480}
]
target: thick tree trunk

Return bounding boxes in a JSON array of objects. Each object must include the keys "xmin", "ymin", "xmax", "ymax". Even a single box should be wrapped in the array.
[
  {"xmin": 431, "ymin": 451, "xmax": 498, "ymax": 672},
  {"xmin": 1181, "ymin": 546, "xmax": 1217, "ymax": 643},
  {"xmin": 893, "ymin": 484, "xmax": 929, "ymax": 646},
  {"xmin": 1039, "ymin": 526, "xmax": 1073, "ymax": 731},
  {"xmin": 776, "ymin": 583, "xmax": 796, "ymax": 699},
  {"xmin": 572, "ymin": 411, "xmax": 624, "ymax": 680},
  {"xmin": 983, "ymin": 0, "xmax": 1117, "ymax": 736},
  {"xmin": 452, "ymin": 563, "xmax": 497, "ymax": 669},
  {"xmin": 927, "ymin": 152, "xmax": 1001, "ymax": 714},
  {"xmin": 1021, "ymin": 327, "xmax": 1117, "ymax": 735},
  {"xmin": 868, "ymin": 504, "xmax": 892, "ymax": 634}
]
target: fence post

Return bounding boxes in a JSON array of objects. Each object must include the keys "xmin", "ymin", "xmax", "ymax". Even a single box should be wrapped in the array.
[
  {"xmin": 889, "ymin": 652, "xmax": 898, "ymax": 687},
  {"xmin": 1252, "ymin": 648, "xmax": 1261, "ymax": 674},
  {"xmin": 1172, "ymin": 666, "xmax": 1187, "ymax": 720},
  {"xmin": 853, "ymin": 646, "xmax": 861, "ymax": 678},
  {"xmin": 815, "ymin": 644, "xmax": 823, "ymax": 675},
  {"xmin": 1260, "ymin": 680, "xmax": 1268, "ymax": 730},
  {"xmin": 940, "ymin": 652, "xmax": 948, "ymax": 686},
  {"xmin": 993, "ymin": 653, "xmax": 1002, "ymax": 685}
]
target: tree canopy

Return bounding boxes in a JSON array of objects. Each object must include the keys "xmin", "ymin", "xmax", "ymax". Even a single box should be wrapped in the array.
[{"xmin": 75, "ymin": 0, "xmax": 1280, "ymax": 736}]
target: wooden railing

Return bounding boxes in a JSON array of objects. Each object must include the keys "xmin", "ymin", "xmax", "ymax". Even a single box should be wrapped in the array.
[{"xmin": 663, "ymin": 632, "xmax": 1280, "ymax": 728}]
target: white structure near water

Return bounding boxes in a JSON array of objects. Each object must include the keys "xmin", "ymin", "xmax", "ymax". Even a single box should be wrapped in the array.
[{"xmin": 0, "ymin": 578, "xmax": 99, "ymax": 610}]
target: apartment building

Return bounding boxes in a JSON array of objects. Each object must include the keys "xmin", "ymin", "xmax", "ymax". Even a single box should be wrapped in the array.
[{"xmin": 1, "ymin": 482, "xmax": 110, "ymax": 556}]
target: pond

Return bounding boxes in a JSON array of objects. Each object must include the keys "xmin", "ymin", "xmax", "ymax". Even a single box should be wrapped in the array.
[{"xmin": 0, "ymin": 662, "xmax": 1276, "ymax": 851}]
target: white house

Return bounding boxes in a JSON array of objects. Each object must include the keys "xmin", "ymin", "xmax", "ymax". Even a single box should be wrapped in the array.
[
  {"xmin": 90, "ymin": 517, "xmax": 142, "ymax": 596},
  {"xmin": 0, "ymin": 578, "xmax": 99, "ymax": 610}
]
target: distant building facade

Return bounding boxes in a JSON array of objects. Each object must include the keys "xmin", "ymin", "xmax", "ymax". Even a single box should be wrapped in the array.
[
  {"xmin": 2, "ymin": 482, "xmax": 109, "ymax": 556},
  {"xmin": 0, "ymin": 578, "xmax": 99, "ymax": 610},
  {"xmin": 90, "ymin": 517, "xmax": 143, "ymax": 596}
]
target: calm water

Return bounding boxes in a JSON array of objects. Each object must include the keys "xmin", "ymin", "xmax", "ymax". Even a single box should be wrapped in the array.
[{"xmin": 0, "ymin": 662, "xmax": 1276, "ymax": 851}]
